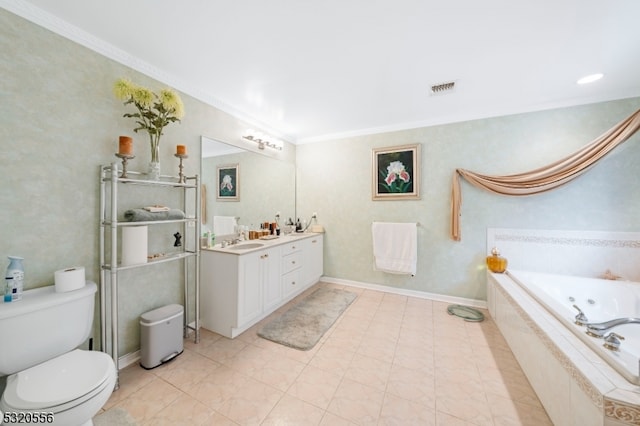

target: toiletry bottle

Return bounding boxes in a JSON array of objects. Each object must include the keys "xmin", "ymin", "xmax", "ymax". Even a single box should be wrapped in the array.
[
  {"xmin": 5, "ymin": 256, "xmax": 24, "ymax": 301},
  {"xmin": 486, "ymin": 248, "xmax": 508, "ymax": 273},
  {"xmin": 4, "ymin": 278, "xmax": 13, "ymax": 302}
]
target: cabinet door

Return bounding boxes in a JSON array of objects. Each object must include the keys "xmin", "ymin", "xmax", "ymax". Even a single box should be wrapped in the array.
[
  {"xmin": 282, "ymin": 269, "xmax": 301, "ymax": 299},
  {"xmin": 302, "ymin": 235, "xmax": 324, "ymax": 287},
  {"xmin": 262, "ymin": 247, "xmax": 282, "ymax": 311},
  {"xmin": 238, "ymin": 251, "xmax": 262, "ymax": 326}
]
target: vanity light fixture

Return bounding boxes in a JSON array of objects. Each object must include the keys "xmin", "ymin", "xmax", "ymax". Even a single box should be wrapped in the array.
[{"xmin": 242, "ymin": 129, "xmax": 283, "ymax": 151}]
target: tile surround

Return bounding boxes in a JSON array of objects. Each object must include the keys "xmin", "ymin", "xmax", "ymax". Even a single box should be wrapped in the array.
[
  {"xmin": 486, "ymin": 226, "xmax": 640, "ymax": 426},
  {"xmin": 97, "ymin": 282, "xmax": 551, "ymax": 425},
  {"xmin": 487, "ymin": 228, "xmax": 640, "ymax": 281}
]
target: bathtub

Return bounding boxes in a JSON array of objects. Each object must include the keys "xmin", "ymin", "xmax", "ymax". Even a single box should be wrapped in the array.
[
  {"xmin": 488, "ymin": 270, "xmax": 640, "ymax": 426},
  {"xmin": 506, "ymin": 269, "xmax": 640, "ymax": 385}
]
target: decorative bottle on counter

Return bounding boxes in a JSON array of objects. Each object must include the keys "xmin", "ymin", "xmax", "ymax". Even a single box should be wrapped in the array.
[
  {"xmin": 5, "ymin": 256, "xmax": 24, "ymax": 301},
  {"xmin": 486, "ymin": 248, "xmax": 507, "ymax": 273}
]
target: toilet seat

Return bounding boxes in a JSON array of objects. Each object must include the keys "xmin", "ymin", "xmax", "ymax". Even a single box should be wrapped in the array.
[{"xmin": 2, "ymin": 349, "xmax": 115, "ymax": 413}]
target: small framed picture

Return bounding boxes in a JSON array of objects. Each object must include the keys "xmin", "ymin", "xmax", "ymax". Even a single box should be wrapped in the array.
[
  {"xmin": 217, "ymin": 164, "xmax": 239, "ymax": 201},
  {"xmin": 372, "ymin": 144, "xmax": 420, "ymax": 200}
]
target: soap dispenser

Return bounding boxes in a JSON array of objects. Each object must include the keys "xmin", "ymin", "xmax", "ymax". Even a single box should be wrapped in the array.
[{"xmin": 486, "ymin": 248, "xmax": 507, "ymax": 273}]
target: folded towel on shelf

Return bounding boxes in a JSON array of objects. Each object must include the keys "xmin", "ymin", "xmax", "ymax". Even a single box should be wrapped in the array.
[
  {"xmin": 124, "ymin": 208, "xmax": 185, "ymax": 222},
  {"xmin": 372, "ymin": 222, "xmax": 417, "ymax": 276},
  {"xmin": 143, "ymin": 205, "xmax": 170, "ymax": 213},
  {"xmin": 213, "ymin": 215, "xmax": 237, "ymax": 236}
]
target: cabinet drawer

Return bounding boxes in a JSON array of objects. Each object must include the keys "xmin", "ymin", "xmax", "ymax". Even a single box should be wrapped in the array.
[
  {"xmin": 281, "ymin": 241, "xmax": 302, "ymax": 256},
  {"xmin": 282, "ymin": 269, "xmax": 301, "ymax": 298},
  {"xmin": 282, "ymin": 252, "xmax": 302, "ymax": 274}
]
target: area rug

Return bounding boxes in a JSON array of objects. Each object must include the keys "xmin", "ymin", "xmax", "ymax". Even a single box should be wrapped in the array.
[
  {"xmin": 258, "ymin": 287, "xmax": 357, "ymax": 350},
  {"xmin": 93, "ymin": 407, "xmax": 138, "ymax": 426}
]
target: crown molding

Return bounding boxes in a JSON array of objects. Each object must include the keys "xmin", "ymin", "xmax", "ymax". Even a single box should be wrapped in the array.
[{"xmin": 1, "ymin": 0, "xmax": 293, "ymax": 143}]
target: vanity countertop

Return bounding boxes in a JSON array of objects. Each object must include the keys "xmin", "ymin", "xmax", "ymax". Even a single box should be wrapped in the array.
[{"xmin": 202, "ymin": 232, "xmax": 322, "ymax": 255}]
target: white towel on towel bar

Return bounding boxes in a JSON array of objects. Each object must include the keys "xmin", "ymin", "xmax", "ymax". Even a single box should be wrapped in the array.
[
  {"xmin": 213, "ymin": 216, "xmax": 237, "ymax": 236},
  {"xmin": 372, "ymin": 222, "xmax": 417, "ymax": 276}
]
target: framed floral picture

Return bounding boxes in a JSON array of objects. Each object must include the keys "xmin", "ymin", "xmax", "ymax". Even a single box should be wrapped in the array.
[
  {"xmin": 217, "ymin": 164, "xmax": 239, "ymax": 201},
  {"xmin": 372, "ymin": 144, "xmax": 420, "ymax": 200}
]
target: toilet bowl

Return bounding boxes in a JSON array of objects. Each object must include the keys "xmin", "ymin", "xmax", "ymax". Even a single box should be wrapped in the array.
[
  {"xmin": 1, "ymin": 350, "xmax": 116, "ymax": 426},
  {"xmin": 0, "ymin": 281, "xmax": 115, "ymax": 425}
]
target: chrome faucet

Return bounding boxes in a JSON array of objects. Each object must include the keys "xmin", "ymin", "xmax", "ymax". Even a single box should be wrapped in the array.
[
  {"xmin": 572, "ymin": 305, "xmax": 589, "ymax": 326},
  {"xmin": 586, "ymin": 318, "xmax": 640, "ymax": 338}
]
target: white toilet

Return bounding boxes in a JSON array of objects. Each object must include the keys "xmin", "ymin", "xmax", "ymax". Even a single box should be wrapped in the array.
[{"xmin": 0, "ymin": 281, "xmax": 116, "ymax": 426}]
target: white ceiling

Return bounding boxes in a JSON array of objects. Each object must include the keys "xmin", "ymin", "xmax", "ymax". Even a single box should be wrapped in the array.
[{"xmin": 6, "ymin": 0, "xmax": 640, "ymax": 143}]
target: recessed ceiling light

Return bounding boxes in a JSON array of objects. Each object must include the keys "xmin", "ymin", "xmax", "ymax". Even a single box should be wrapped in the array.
[{"xmin": 577, "ymin": 73, "xmax": 604, "ymax": 85}]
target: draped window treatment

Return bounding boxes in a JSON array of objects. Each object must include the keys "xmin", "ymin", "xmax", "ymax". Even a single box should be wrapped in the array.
[{"xmin": 451, "ymin": 108, "xmax": 640, "ymax": 241}]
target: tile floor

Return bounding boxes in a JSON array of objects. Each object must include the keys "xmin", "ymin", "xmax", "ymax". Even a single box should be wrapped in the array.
[{"xmin": 98, "ymin": 282, "xmax": 552, "ymax": 425}]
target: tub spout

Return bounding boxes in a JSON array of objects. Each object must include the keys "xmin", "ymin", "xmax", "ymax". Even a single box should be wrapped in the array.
[{"xmin": 586, "ymin": 318, "xmax": 640, "ymax": 338}]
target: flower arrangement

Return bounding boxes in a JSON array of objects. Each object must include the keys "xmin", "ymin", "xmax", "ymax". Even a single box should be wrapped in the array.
[{"xmin": 113, "ymin": 78, "xmax": 185, "ymax": 165}]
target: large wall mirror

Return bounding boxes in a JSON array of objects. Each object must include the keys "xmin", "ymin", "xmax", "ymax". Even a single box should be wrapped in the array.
[{"xmin": 201, "ymin": 136, "xmax": 296, "ymax": 235}]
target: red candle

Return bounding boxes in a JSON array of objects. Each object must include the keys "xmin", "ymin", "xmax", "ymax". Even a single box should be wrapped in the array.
[
  {"xmin": 118, "ymin": 136, "xmax": 133, "ymax": 156},
  {"xmin": 176, "ymin": 144, "xmax": 187, "ymax": 155}
]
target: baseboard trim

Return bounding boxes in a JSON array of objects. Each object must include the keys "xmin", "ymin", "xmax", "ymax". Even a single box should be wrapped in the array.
[
  {"xmin": 321, "ymin": 276, "xmax": 487, "ymax": 309},
  {"xmin": 118, "ymin": 351, "xmax": 140, "ymax": 370}
]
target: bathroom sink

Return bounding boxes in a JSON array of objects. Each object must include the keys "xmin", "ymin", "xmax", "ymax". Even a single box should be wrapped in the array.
[{"xmin": 227, "ymin": 242, "xmax": 264, "ymax": 250}]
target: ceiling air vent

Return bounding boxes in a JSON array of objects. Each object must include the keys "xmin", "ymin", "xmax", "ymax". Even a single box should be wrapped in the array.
[{"xmin": 430, "ymin": 81, "xmax": 456, "ymax": 95}]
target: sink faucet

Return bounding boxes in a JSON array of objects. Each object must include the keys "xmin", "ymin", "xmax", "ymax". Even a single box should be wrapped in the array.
[{"xmin": 586, "ymin": 318, "xmax": 640, "ymax": 338}]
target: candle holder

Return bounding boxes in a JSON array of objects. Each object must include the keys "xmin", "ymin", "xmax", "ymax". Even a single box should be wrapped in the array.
[
  {"xmin": 175, "ymin": 153, "xmax": 188, "ymax": 183},
  {"xmin": 115, "ymin": 153, "xmax": 135, "ymax": 178}
]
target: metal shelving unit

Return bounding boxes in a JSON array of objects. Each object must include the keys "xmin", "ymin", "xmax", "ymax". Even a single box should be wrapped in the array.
[{"xmin": 99, "ymin": 163, "xmax": 200, "ymax": 386}]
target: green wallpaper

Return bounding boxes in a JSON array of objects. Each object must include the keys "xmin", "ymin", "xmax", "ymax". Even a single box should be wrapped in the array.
[
  {"xmin": 202, "ymin": 151, "xmax": 296, "ymax": 233},
  {"xmin": 0, "ymin": 9, "xmax": 265, "ymax": 356},
  {"xmin": 2, "ymin": 7, "xmax": 640, "ymax": 359},
  {"xmin": 296, "ymin": 99, "xmax": 640, "ymax": 299}
]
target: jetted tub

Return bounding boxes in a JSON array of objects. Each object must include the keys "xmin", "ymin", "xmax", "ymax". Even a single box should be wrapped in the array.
[{"xmin": 506, "ymin": 269, "xmax": 640, "ymax": 385}]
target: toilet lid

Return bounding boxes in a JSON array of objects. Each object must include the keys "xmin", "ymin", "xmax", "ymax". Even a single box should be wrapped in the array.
[{"xmin": 3, "ymin": 349, "xmax": 114, "ymax": 410}]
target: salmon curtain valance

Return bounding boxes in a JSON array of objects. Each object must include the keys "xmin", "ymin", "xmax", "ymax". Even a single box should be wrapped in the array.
[{"xmin": 451, "ymin": 108, "xmax": 640, "ymax": 241}]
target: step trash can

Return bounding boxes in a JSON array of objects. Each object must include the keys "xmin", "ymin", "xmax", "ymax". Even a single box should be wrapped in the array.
[{"xmin": 139, "ymin": 304, "xmax": 184, "ymax": 369}]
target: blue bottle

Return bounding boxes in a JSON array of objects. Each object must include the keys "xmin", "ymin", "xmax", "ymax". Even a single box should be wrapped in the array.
[
  {"xmin": 5, "ymin": 256, "xmax": 24, "ymax": 302},
  {"xmin": 4, "ymin": 277, "xmax": 13, "ymax": 302}
]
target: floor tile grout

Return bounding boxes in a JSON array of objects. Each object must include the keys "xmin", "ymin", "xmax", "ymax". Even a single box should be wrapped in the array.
[{"xmin": 99, "ymin": 282, "xmax": 552, "ymax": 425}]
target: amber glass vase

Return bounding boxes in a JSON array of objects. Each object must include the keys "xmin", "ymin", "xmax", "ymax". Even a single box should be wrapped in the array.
[{"xmin": 486, "ymin": 247, "xmax": 507, "ymax": 273}]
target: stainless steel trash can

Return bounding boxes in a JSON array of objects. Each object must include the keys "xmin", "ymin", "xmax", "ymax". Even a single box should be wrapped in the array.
[{"xmin": 140, "ymin": 304, "xmax": 184, "ymax": 369}]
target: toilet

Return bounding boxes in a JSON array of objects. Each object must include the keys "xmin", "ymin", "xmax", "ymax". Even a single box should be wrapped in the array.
[{"xmin": 0, "ymin": 281, "xmax": 116, "ymax": 426}]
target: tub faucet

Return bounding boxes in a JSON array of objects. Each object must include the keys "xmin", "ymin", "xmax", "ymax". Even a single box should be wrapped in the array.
[
  {"xmin": 586, "ymin": 318, "xmax": 640, "ymax": 338},
  {"xmin": 572, "ymin": 305, "xmax": 589, "ymax": 326}
]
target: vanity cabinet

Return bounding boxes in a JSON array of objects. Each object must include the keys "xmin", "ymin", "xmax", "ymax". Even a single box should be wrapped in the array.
[
  {"xmin": 301, "ymin": 235, "xmax": 323, "ymax": 288},
  {"xmin": 237, "ymin": 251, "xmax": 263, "ymax": 326},
  {"xmin": 259, "ymin": 247, "xmax": 282, "ymax": 312},
  {"xmin": 201, "ymin": 233, "xmax": 323, "ymax": 338},
  {"xmin": 281, "ymin": 241, "xmax": 303, "ymax": 299}
]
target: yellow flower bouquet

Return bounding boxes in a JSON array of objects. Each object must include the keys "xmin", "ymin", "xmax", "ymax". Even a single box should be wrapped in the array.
[{"xmin": 113, "ymin": 78, "xmax": 185, "ymax": 178}]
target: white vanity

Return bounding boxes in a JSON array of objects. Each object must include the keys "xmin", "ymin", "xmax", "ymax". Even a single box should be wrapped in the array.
[{"xmin": 200, "ymin": 233, "xmax": 324, "ymax": 338}]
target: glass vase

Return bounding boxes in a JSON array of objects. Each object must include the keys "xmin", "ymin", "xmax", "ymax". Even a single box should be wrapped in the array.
[{"xmin": 148, "ymin": 134, "xmax": 161, "ymax": 180}]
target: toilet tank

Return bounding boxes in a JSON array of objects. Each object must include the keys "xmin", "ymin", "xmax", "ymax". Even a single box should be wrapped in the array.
[{"xmin": 0, "ymin": 281, "xmax": 97, "ymax": 375}]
